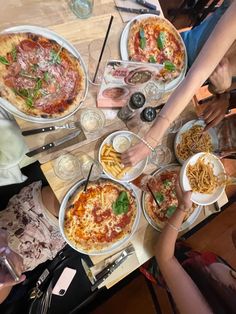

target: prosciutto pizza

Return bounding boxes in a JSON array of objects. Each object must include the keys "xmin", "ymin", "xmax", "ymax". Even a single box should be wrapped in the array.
[
  {"xmin": 143, "ymin": 167, "xmax": 196, "ymax": 230},
  {"xmin": 64, "ymin": 179, "xmax": 138, "ymax": 253},
  {"xmin": 127, "ymin": 16, "xmax": 186, "ymax": 82},
  {"xmin": 0, "ymin": 32, "xmax": 86, "ymax": 118}
]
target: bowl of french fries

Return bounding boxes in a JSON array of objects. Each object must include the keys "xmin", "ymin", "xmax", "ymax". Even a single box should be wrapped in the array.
[{"xmin": 99, "ymin": 131, "xmax": 148, "ymax": 182}]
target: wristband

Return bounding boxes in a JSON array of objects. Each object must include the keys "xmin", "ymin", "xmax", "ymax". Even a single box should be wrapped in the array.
[{"xmin": 135, "ymin": 134, "xmax": 156, "ymax": 152}]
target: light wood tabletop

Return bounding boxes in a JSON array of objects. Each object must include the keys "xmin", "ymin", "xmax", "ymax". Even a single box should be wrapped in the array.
[{"xmin": 0, "ymin": 0, "xmax": 228, "ymax": 289}]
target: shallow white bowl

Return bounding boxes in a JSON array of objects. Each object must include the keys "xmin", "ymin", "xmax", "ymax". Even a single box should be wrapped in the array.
[{"xmin": 180, "ymin": 152, "xmax": 226, "ymax": 206}]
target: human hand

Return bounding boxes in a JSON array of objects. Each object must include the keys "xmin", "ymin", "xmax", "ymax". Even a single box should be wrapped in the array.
[
  {"xmin": 201, "ymin": 93, "xmax": 229, "ymax": 131},
  {"xmin": 121, "ymin": 141, "xmax": 151, "ymax": 166},
  {"xmin": 0, "ymin": 247, "xmax": 26, "ymax": 289},
  {"xmin": 209, "ymin": 58, "xmax": 232, "ymax": 93},
  {"xmin": 175, "ymin": 180, "xmax": 192, "ymax": 211}
]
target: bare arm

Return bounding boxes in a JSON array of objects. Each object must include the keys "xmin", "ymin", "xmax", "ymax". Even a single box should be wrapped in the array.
[{"xmin": 155, "ymin": 185, "xmax": 213, "ymax": 314}]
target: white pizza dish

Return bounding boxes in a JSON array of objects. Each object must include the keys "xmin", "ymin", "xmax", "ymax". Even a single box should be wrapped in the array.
[
  {"xmin": 99, "ymin": 130, "xmax": 148, "ymax": 183},
  {"xmin": 180, "ymin": 152, "xmax": 226, "ymax": 206},
  {"xmin": 174, "ymin": 119, "xmax": 219, "ymax": 165},
  {"xmin": 120, "ymin": 14, "xmax": 188, "ymax": 92},
  {"xmin": 141, "ymin": 164, "xmax": 202, "ymax": 232},
  {"xmin": 59, "ymin": 175, "xmax": 141, "ymax": 255},
  {"xmin": 0, "ymin": 25, "xmax": 88, "ymax": 123}
]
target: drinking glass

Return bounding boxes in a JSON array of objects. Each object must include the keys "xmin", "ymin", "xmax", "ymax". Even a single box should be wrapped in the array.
[
  {"xmin": 80, "ymin": 108, "xmax": 105, "ymax": 133},
  {"xmin": 168, "ymin": 119, "xmax": 183, "ymax": 133},
  {"xmin": 149, "ymin": 145, "xmax": 172, "ymax": 167},
  {"xmin": 143, "ymin": 81, "xmax": 165, "ymax": 103},
  {"xmin": 53, "ymin": 154, "xmax": 81, "ymax": 181},
  {"xmin": 69, "ymin": 0, "xmax": 94, "ymax": 19},
  {"xmin": 80, "ymin": 154, "xmax": 103, "ymax": 181},
  {"xmin": 88, "ymin": 39, "xmax": 111, "ymax": 86}
]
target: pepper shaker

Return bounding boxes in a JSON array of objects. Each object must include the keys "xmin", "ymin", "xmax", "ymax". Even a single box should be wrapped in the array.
[{"xmin": 118, "ymin": 92, "xmax": 146, "ymax": 121}]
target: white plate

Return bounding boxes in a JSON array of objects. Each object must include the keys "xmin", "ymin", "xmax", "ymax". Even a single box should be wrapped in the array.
[
  {"xmin": 174, "ymin": 119, "xmax": 219, "ymax": 165},
  {"xmin": 0, "ymin": 25, "xmax": 88, "ymax": 123},
  {"xmin": 59, "ymin": 175, "xmax": 141, "ymax": 255},
  {"xmin": 141, "ymin": 164, "xmax": 202, "ymax": 232},
  {"xmin": 120, "ymin": 14, "xmax": 188, "ymax": 92},
  {"xmin": 99, "ymin": 130, "xmax": 147, "ymax": 183},
  {"xmin": 180, "ymin": 152, "xmax": 226, "ymax": 206}
]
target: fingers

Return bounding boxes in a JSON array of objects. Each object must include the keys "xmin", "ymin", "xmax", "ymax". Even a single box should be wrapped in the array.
[{"xmin": 0, "ymin": 274, "xmax": 26, "ymax": 288}]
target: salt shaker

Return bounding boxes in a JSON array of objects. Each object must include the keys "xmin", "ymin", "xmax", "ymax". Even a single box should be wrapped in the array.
[{"xmin": 118, "ymin": 92, "xmax": 146, "ymax": 121}]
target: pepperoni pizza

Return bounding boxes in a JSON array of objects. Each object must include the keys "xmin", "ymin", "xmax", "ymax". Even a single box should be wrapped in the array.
[
  {"xmin": 0, "ymin": 32, "xmax": 86, "ymax": 118},
  {"xmin": 64, "ymin": 179, "xmax": 138, "ymax": 253},
  {"xmin": 127, "ymin": 17, "xmax": 186, "ymax": 82}
]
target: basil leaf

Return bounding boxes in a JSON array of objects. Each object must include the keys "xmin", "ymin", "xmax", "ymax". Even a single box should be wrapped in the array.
[
  {"xmin": 44, "ymin": 71, "xmax": 50, "ymax": 82},
  {"xmin": 140, "ymin": 37, "xmax": 146, "ymax": 50},
  {"xmin": 0, "ymin": 56, "xmax": 9, "ymax": 65},
  {"xmin": 154, "ymin": 192, "xmax": 164, "ymax": 204},
  {"xmin": 166, "ymin": 205, "xmax": 177, "ymax": 218},
  {"xmin": 112, "ymin": 191, "xmax": 130, "ymax": 215},
  {"xmin": 50, "ymin": 48, "xmax": 61, "ymax": 64},
  {"xmin": 15, "ymin": 88, "xmax": 29, "ymax": 98},
  {"xmin": 149, "ymin": 55, "xmax": 156, "ymax": 63},
  {"xmin": 163, "ymin": 179, "xmax": 171, "ymax": 187},
  {"xmin": 139, "ymin": 28, "xmax": 145, "ymax": 38},
  {"xmin": 26, "ymin": 96, "xmax": 33, "ymax": 108},
  {"xmin": 157, "ymin": 31, "xmax": 165, "ymax": 50},
  {"xmin": 164, "ymin": 61, "xmax": 176, "ymax": 72},
  {"xmin": 11, "ymin": 47, "xmax": 17, "ymax": 62}
]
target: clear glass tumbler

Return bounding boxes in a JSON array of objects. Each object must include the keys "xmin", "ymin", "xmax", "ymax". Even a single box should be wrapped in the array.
[
  {"xmin": 70, "ymin": 0, "xmax": 94, "ymax": 19},
  {"xmin": 53, "ymin": 154, "xmax": 81, "ymax": 181},
  {"xmin": 149, "ymin": 145, "xmax": 172, "ymax": 167}
]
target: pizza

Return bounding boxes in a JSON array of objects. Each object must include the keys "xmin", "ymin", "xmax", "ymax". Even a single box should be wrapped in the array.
[
  {"xmin": 64, "ymin": 179, "xmax": 138, "ymax": 253},
  {"xmin": 0, "ymin": 32, "xmax": 86, "ymax": 118},
  {"xmin": 127, "ymin": 17, "xmax": 186, "ymax": 82},
  {"xmin": 143, "ymin": 167, "xmax": 196, "ymax": 230}
]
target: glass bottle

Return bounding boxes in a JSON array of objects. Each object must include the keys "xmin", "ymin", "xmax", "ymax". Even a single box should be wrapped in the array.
[{"xmin": 118, "ymin": 92, "xmax": 146, "ymax": 121}]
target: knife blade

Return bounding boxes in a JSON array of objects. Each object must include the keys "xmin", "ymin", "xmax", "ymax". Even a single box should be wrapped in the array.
[
  {"xmin": 116, "ymin": 6, "xmax": 160, "ymax": 15},
  {"xmin": 26, "ymin": 129, "xmax": 81, "ymax": 157},
  {"xmin": 136, "ymin": 0, "xmax": 157, "ymax": 10},
  {"xmin": 91, "ymin": 246, "xmax": 134, "ymax": 292},
  {"xmin": 81, "ymin": 258, "xmax": 96, "ymax": 285}
]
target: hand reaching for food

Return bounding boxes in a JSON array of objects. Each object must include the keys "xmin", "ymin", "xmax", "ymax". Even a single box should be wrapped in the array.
[
  {"xmin": 121, "ymin": 141, "xmax": 151, "ymax": 166},
  {"xmin": 175, "ymin": 180, "xmax": 192, "ymax": 212}
]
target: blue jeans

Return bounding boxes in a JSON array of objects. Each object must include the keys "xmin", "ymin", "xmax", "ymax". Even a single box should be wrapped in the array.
[{"xmin": 181, "ymin": 0, "xmax": 231, "ymax": 68}]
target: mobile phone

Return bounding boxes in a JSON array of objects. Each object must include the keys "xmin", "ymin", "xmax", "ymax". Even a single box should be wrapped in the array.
[
  {"xmin": 0, "ymin": 255, "xmax": 20, "ymax": 281},
  {"xmin": 52, "ymin": 267, "xmax": 76, "ymax": 296}
]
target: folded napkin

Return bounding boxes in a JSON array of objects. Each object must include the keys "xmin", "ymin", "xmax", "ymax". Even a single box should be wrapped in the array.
[{"xmin": 0, "ymin": 108, "xmax": 28, "ymax": 186}]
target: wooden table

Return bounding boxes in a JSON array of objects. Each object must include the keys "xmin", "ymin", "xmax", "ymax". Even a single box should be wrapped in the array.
[{"xmin": 1, "ymin": 0, "xmax": 227, "ymax": 289}]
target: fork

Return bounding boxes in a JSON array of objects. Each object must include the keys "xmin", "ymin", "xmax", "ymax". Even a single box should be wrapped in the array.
[{"xmin": 22, "ymin": 121, "xmax": 81, "ymax": 136}]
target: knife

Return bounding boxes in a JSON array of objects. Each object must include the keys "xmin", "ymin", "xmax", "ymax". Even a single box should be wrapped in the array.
[
  {"xmin": 26, "ymin": 129, "xmax": 81, "ymax": 157},
  {"xmin": 81, "ymin": 258, "xmax": 96, "ymax": 285},
  {"xmin": 22, "ymin": 121, "xmax": 81, "ymax": 136},
  {"xmin": 136, "ymin": 0, "xmax": 157, "ymax": 10},
  {"xmin": 116, "ymin": 6, "xmax": 160, "ymax": 15},
  {"xmin": 90, "ymin": 245, "xmax": 135, "ymax": 292}
]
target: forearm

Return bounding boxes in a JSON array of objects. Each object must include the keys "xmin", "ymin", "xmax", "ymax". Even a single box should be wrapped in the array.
[{"xmin": 0, "ymin": 287, "xmax": 12, "ymax": 304}]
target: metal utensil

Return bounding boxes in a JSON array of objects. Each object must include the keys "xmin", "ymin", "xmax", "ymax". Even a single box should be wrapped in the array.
[
  {"xmin": 84, "ymin": 163, "xmax": 94, "ymax": 192},
  {"xmin": 115, "ymin": 6, "xmax": 160, "ymax": 15},
  {"xmin": 22, "ymin": 121, "xmax": 81, "ymax": 136},
  {"xmin": 147, "ymin": 183, "xmax": 160, "ymax": 208},
  {"xmin": 26, "ymin": 129, "xmax": 81, "ymax": 157},
  {"xmin": 90, "ymin": 245, "xmax": 135, "ymax": 291},
  {"xmin": 136, "ymin": 0, "xmax": 157, "ymax": 10}
]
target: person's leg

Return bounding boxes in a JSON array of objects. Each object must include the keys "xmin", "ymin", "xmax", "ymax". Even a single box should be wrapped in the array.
[{"xmin": 181, "ymin": 0, "xmax": 231, "ymax": 68}]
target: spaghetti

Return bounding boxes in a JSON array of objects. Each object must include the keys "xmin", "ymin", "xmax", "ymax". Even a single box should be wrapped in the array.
[
  {"xmin": 177, "ymin": 125, "xmax": 213, "ymax": 161},
  {"xmin": 187, "ymin": 155, "xmax": 219, "ymax": 194}
]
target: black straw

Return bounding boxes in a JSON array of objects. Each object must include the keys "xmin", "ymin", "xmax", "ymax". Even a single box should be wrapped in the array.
[
  {"xmin": 92, "ymin": 15, "xmax": 114, "ymax": 83},
  {"xmin": 84, "ymin": 163, "xmax": 94, "ymax": 192}
]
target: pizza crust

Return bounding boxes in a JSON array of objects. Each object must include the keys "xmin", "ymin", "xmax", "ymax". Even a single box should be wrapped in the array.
[{"xmin": 0, "ymin": 32, "xmax": 86, "ymax": 118}]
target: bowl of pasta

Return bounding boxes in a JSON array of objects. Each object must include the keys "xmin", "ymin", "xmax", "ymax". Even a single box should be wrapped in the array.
[
  {"xmin": 174, "ymin": 120, "xmax": 218, "ymax": 164},
  {"xmin": 180, "ymin": 152, "xmax": 226, "ymax": 205}
]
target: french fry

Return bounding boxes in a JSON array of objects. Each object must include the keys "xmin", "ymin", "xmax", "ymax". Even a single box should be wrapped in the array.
[
  {"xmin": 104, "ymin": 145, "xmax": 113, "ymax": 156},
  {"xmin": 101, "ymin": 145, "xmax": 106, "ymax": 156}
]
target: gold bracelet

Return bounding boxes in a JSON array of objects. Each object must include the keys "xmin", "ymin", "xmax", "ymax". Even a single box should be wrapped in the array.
[
  {"xmin": 167, "ymin": 222, "xmax": 180, "ymax": 232},
  {"xmin": 135, "ymin": 134, "xmax": 156, "ymax": 152},
  {"xmin": 158, "ymin": 113, "xmax": 171, "ymax": 124}
]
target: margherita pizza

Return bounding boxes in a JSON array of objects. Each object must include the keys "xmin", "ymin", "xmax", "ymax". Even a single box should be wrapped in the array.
[
  {"xmin": 128, "ymin": 17, "xmax": 186, "ymax": 81},
  {"xmin": 0, "ymin": 32, "xmax": 86, "ymax": 118},
  {"xmin": 143, "ymin": 167, "xmax": 196, "ymax": 230},
  {"xmin": 64, "ymin": 179, "xmax": 138, "ymax": 253}
]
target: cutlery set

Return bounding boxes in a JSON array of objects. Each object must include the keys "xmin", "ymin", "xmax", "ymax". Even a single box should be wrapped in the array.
[
  {"xmin": 81, "ymin": 244, "xmax": 135, "ymax": 291},
  {"xmin": 23, "ymin": 121, "xmax": 82, "ymax": 157},
  {"xmin": 116, "ymin": 0, "xmax": 160, "ymax": 15}
]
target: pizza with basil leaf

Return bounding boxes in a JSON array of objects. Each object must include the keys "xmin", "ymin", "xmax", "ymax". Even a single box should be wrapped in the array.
[
  {"xmin": 64, "ymin": 179, "xmax": 138, "ymax": 253},
  {"xmin": 0, "ymin": 32, "xmax": 86, "ymax": 118},
  {"xmin": 127, "ymin": 16, "xmax": 186, "ymax": 82}
]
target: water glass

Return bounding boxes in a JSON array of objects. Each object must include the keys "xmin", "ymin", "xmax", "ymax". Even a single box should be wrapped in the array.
[
  {"xmin": 70, "ymin": 0, "xmax": 94, "ymax": 19},
  {"xmin": 168, "ymin": 119, "xmax": 183, "ymax": 133},
  {"xmin": 80, "ymin": 156, "xmax": 103, "ymax": 181},
  {"xmin": 143, "ymin": 81, "xmax": 165, "ymax": 102},
  {"xmin": 88, "ymin": 39, "xmax": 111, "ymax": 85},
  {"xmin": 149, "ymin": 145, "xmax": 172, "ymax": 167},
  {"xmin": 53, "ymin": 154, "xmax": 80, "ymax": 181},
  {"xmin": 80, "ymin": 108, "xmax": 105, "ymax": 133}
]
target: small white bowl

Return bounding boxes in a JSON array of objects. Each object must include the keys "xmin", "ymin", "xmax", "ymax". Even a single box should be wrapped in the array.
[
  {"xmin": 180, "ymin": 152, "xmax": 226, "ymax": 206},
  {"xmin": 112, "ymin": 134, "xmax": 131, "ymax": 153}
]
